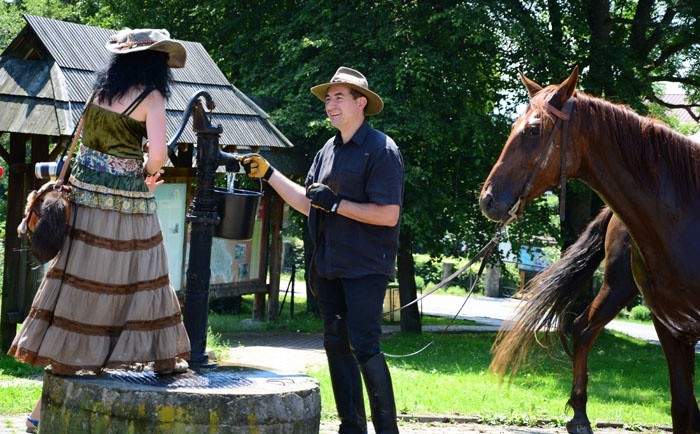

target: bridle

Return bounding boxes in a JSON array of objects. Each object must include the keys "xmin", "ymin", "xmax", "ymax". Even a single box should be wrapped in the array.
[{"xmin": 507, "ymin": 97, "xmax": 575, "ymax": 223}]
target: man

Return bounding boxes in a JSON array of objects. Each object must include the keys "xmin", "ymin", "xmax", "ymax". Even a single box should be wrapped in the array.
[{"xmin": 240, "ymin": 66, "xmax": 403, "ymax": 434}]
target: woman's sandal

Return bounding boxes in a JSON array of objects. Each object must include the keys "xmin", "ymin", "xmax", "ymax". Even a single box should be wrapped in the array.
[
  {"xmin": 26, "ymin": 416, "xmax": 39, "ymax": 433},
  {"xmin": 155, "ymin": 358, "xmax": 189, "ymax": 376}
]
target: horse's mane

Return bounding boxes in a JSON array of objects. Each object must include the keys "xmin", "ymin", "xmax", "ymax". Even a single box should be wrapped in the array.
[{"xmin": 534, "ymin": 87, "xmax": 700, "ymax": 200}]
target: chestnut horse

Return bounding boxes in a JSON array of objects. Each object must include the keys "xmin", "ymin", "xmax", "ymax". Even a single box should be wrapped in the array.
[{"xmin": 480, "ymin": 67, "xmax": 700, "ymax": 434}]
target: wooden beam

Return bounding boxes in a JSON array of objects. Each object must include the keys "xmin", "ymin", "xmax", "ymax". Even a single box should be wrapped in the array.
[
  {"xmin": 253, "ymin": 190, "xmax": 272, "ymax": 321},
  {"xmin": 1, "ymin": 133, "xmax": 29, "ymax": 351},
  {"xmin": 267, "ymin": 191, "xmax": 284, "ymax": 321}
]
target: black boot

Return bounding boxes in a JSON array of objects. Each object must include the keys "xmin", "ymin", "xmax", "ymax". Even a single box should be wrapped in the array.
[
  {"xmin": 328, "ymin": 354, "xmax": 367, "ymax": 434},
  {"xmin": 360, "ymin": 353, "xmax": 399, "ymax": 434}
]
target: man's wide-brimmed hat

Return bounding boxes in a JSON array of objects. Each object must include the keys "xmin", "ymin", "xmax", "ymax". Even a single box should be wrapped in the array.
[
  {"xmin": 311, "ymin": 66, "xmax": 384, "ymax": 116},
  {"xmin": 105, "ymin": 28, "xmax": 187, "ymax": 68}
]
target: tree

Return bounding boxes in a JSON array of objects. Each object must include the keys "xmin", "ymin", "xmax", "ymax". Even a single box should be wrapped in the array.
[
  {"xmin": 485, "ymin": 0, "xmax": 700, "ymax": 247},
  {"xmin": 4, "ymin": 0, "xmax": 696, "ymax": 331},
  {"xmin": 482, "ymin": 0, "xmax": 700, "ymax": 320},
  {"xmin": 130, "ymin": 0, "xmax": 517, "ymax": 331}
]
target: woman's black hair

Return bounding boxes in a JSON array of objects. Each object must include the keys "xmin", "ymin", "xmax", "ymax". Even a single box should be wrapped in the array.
[{"xmin": 93, "ymin": 50, "xmax": 173, "ymax": 104}]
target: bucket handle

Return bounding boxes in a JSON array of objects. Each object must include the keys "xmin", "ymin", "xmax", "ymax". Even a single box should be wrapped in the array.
[
  {"xmin": 228, "ymin": 152, "xmax": 264, "ymax": 196},
  {"xmin": 219, "ymin": 150, "xmax": 264, "ymax": 195}
]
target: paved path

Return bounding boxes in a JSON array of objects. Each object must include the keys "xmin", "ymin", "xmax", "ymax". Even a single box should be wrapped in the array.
[
  {"xmin": 284, "ymin": 280, "xmax": 668, "ymax": 349},
  {"xmin": 418, "ymin": 293, "xmax": 660, "ymax": 343}
]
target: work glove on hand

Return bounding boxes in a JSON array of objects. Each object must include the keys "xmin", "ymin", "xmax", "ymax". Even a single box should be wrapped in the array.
[
  {"xmin": 306, "ymin": 183, "xmax": 341, "ymax": 213},
  {"xmin": 239, "ymin": 153, "xmax": 274, "ymax": 181}
]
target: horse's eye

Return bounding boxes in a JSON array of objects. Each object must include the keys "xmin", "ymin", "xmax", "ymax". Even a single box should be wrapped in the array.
[{"xmin": 524, "ymin": 124, "xmax": 540, "ymax": 137}]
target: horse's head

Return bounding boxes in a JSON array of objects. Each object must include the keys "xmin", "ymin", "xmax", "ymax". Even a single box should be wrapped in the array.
[{"xmin": 479, "ymin": 66, "xmax": 579, "ymax": 223}]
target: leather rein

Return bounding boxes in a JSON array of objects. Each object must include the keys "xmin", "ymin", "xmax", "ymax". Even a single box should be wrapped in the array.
[{"xmin": 507, "ymin": 97, "xmax": 575, "ymax": 223}]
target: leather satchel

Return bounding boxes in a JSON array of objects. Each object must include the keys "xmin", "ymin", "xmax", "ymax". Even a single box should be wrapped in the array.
[{"xmin": 18, "ymin": 107, "xmax": 88, "ymax": 263}]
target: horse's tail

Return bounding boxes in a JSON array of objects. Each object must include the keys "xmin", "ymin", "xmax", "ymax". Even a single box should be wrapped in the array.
[{"xmin": 489, "ymin": 206, "xmax": 614, "ymax": 382}]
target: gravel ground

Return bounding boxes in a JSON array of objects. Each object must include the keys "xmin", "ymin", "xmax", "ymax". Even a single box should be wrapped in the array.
[{"xmin": 0, "ymin": 414, "xmax": 670, "ymax": 434}]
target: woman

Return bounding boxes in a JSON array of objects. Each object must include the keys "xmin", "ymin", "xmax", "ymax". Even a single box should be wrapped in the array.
[{"xmin": 8, "ymin": 28, "xmax": 191, "ymax": 433}]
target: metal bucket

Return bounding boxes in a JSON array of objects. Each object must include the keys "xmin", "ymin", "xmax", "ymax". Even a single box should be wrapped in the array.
[{"xmin": 213, "ymin": 188, "xmax": 262, "ymax": 240}]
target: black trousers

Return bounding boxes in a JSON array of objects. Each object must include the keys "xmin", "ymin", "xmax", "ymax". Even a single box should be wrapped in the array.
[{"xmin": 315, "ymin": 274, "xmax": 387, "ymax": 364}]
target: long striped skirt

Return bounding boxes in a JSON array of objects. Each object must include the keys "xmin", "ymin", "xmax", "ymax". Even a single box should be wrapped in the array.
[{"xmin": 8, "ymin": 204, "xmax": 190, "ymax": 375}]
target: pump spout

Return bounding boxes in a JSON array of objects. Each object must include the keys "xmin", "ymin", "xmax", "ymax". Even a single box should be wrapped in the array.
[{"xmin": 218, "ymin": 150, "xmax": 243, "ymax": 173}]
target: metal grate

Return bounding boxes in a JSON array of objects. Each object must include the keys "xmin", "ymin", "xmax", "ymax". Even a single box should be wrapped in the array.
[{"xmin": 104, "ymin": 370, "xmax": 254, "ymax": 389}]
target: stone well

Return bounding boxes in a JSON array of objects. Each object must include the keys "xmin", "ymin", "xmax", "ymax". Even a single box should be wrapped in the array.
[{"xmin": 40, "ymin": 365, "xmax": 320, "ymax": 434}]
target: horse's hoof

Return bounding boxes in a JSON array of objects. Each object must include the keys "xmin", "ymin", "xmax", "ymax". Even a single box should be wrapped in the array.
[{"xmin": 566, "ymin": 419, "xmax": 593, "ymax": 434}]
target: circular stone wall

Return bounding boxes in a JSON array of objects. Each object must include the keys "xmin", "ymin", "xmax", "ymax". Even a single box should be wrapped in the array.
[{"xmin": 40, "ymin": 365, "xmax": 320, "ymax": 434}]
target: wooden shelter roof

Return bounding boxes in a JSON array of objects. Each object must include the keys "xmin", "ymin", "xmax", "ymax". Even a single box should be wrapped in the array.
[{"xmin": 0, "ymin": 15, "xmax": 294, "ymax": 152}]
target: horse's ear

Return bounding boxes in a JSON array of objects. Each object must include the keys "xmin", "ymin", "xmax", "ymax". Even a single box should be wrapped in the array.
[
  {"xmin": 554, "ymin": 65, "xmax": 579, "ymax": 104},
  {"xmin": 519, "ymin": 71, "xmax": 543, "ymax": 98}
]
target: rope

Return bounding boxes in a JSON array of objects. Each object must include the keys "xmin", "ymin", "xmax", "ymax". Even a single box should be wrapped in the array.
[{"xmin": 384, "ymin": 224, "xmax": 506, "ymax": 358}]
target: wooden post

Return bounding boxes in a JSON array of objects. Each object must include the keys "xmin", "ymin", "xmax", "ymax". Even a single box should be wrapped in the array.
[
  {"xmin": 1, "ymin": 133, "xmax": 30, "ymax": 351},
  {"xmin": 267, "ymin": 193, "xmax": 284, "ymax": 321},
  {"xmin": 253, "ymin": 192, "xmax": 271, "ymax": 321}
]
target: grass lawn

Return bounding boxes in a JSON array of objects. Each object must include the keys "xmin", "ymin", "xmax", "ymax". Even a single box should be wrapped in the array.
[
  {"xmin": 0, "ymin": 354, "xmax": 43, "ymax": 414},
  {"xmin": 374, "ymin": 330, "xmax": 683, "ymax": 428},
  {"xmin": 2, "ymin": 294, "xmax": 697, "ymax": 430},
  {"xmin": 209, "ymin": 296, "xmax": 697, "ymax": 428}
]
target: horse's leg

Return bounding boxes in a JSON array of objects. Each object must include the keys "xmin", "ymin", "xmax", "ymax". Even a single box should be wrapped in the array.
[
  {"xmin": 566, "ymin": 216, "xmax": 637, "ymax": 434},
  {"xmin": 652, "ymin": 316, "xmax": 698, "ymax": 434}
]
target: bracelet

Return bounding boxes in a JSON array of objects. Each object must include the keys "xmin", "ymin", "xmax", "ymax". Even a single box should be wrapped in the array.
[{"xmin": 143, "ymin": 166, "xmax": 159, "ymax": 177}]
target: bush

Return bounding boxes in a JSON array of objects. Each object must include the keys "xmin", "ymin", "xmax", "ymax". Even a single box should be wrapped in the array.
[
  {"xmin": 414, "ymin": 257, "xmax": 442, "ymax": 285},
  {"xmin": 630, "ymin": 304, "xmax": 652, "ymax": 322}
]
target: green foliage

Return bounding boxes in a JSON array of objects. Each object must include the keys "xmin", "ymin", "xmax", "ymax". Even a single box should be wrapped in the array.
[
  {"xmin": 413, "ymin": 254, "xmax": 486, "ymax": 295},
  {"xmin": 1, "ymin": 1, "xmax": 699, "ymax": 328},
  {"xmin": 630, "ymin": 305, "xmax": 652, "ymax": 322},
  {"xmin": 413, "ymin": 275, "xmax": 425, "ymax": 291},
  {"xmin": 0, "ymin": 0, "xmax": 80, "ymax": 49}
]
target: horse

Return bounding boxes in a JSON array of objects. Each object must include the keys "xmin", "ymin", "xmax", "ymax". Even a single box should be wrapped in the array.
[
  {"xmin": 490, "ymin": 206, "xmax": 645, "ymax": 434},
  {"xmin": 479, "ymin": 66, "xmax": 700, "ymax": 434}
]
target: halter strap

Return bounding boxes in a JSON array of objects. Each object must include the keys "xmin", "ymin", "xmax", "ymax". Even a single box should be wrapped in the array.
[
  {"xmin": 507, "ymin": 97, "xmax": 575, "ymax": 223},
  {"xmin": 547, "ymin": 102, "xmax": 571, "ymax": 121},
  {"xmin": 552, "ymin": 99, "xmax": 575, "ymax": 221},
  {"xmin": 122, "ymin": 86, "xmax": 156, "ymax": 116}
]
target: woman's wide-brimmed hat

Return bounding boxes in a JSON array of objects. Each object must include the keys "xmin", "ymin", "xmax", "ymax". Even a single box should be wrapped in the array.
[
  {"xmin": 105, "ymin": 28, "xmax": 187, "ymax": 68},
  {"xmin": 310, "ymin": 66, "xmax": 384, "ymax": 116}
]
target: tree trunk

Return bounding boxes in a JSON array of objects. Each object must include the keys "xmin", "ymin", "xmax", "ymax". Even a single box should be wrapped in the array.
[{"xmin": 397, "ymin": 229, "xmax": 421, "ymax": 333}]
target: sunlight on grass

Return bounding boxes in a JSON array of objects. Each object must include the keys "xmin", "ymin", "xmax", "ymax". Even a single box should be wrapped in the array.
[
  {"xmin": 205, "ymin": 295, "xmax": 692, "ymax": 428},
  {"xmin": 0, "ymin": 355, "xmax": 43, "ymax": 415}
]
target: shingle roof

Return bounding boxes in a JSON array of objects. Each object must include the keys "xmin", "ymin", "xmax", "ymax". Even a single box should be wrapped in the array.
[
  {"xmin": 0, "ymin": 15, "xmax": 293, "ymax": 151},
  {"xmin": 659, "ymin": 93, "xmax": 699, "ymax": 124}
]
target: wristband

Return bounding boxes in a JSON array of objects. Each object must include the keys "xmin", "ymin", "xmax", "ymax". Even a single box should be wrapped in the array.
[{"xmin": 263, "ymin": 166, "xmax": 274, "ymax": 181}]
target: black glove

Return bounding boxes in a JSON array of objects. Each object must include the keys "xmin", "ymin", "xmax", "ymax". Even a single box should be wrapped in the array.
[
  {"xmin": 306, "ymin": 183, "xmax": 341, "ymax": 213},
  {"xmin": 238, "ymin": 153, "xmax": 274, "ymax": 181}
]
